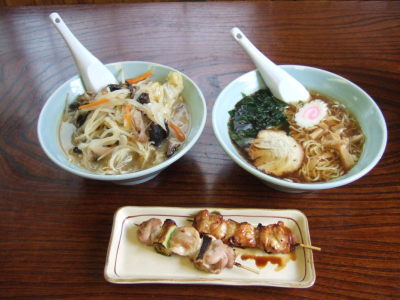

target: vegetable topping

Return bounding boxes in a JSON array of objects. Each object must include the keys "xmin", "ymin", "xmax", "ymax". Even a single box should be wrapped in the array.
[
  {"xmin": 126, "ymin": 71, "xmax": 153, "ymax": 84},
  {"xmin": 78, "ymin": 98, "xmax": 109, "ymax": 110},
  {"xmin": 228, "ymin": 89, "xmax": 289, "ymax": 148}
]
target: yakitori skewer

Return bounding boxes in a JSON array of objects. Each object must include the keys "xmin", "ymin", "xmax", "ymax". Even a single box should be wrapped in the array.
[
  {"xmin": 191, "ymin": 210, "xmax": 321, "ymax": 253},
  {"xmin": 136, "ymin": 218, "xmax": 259, "ymax": 274}
]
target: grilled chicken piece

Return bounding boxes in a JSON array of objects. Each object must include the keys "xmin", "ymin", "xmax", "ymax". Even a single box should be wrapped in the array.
[
  {"xmin": 137, "ymin": 218, "xmax": 238, "ymax": 274},
  {"xmin": 257, "ymin": 221, "xmax": 296, "ymax": 254},
  {"xmin": 203, "ymin": 239, "xmax": 235, "ymax": 272},
  {"xmin": 193, "ymin": 235, "xmax": 236, "ymax": 274},
  {"xmin": 137, "ymin": 218, "xmax": 162, "ymax": 245},
  {"xmin": 231, "ymin": 222, "xmax": 257, "ymax": 248},
  {"xmin": 224, "ymin": 219, "xmax": 239, "ymax": 243},
  {"xmin": 209, "ymin": 219, "xmax": 228, "ymax": 240},
  {"xmin": 169, "ymin": 226, "xmax": 201, "ymax": 257},
  {"xmin": 193, "ymin": 210, "xmax": 220, "ymax": 232},
  {"xmin": 195, "ymin": 211, "xmax": 237, "ymax": 241},
  {"xmin": 248, "ymin": 129, "xmax": 304, "ymax": 177},
  {"xmin": 192, "ymin": 210, "xmax": 297, "ymax": 254}
]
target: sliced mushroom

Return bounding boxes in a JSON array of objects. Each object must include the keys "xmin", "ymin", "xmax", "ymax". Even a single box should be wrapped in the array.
[
  {"xmin": 248, "ymin": 130, "xmax": 304, "ymax": 177},
  {"xmin": 107, "ymin": 83, "xmax": 127, "ymax": 92},
  {"xmin": 68, "ymin": 101, "xmax": 80, "ymax": 112},
  {"xmin": 75, "ymin": 112, "xmax": 89, "ymax": 127},
  {"xmin": 149, "ymin": 123, "xmax": 169, "ymax": 147},
  {"xmin": 166, "ymin": 140, "xmax": 180, "ymax": 157},
  {"xmin": 138, "ymin": 92, "xmax": 150, "ymax": 104}
]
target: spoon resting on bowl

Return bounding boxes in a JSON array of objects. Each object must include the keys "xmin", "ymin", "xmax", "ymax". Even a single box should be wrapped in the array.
[
  {"xmin": 231, "ymin": 27, "xmax": 310, "ymax": 104},
  {"xmin": 49, "ymin": 12, "xmax": 118, "ymax": 92}
]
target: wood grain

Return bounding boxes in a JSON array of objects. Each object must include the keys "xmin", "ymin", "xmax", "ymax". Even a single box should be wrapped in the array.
[
  {"xmin": 0, "ymin": 2, "xmax": 399, "ymax": 299},
  {"xmin": 2, "ymin": 0, "xmax": 258, "ymax": 6}
]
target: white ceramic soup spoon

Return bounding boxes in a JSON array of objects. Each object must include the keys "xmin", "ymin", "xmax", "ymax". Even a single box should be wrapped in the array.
[
  {"xmin": 49, "ymin": 12, "xmax": 118, "ymax": 92},
  {"xmin": 231, "ymin": 27, "xmax": 310, "ymax": 103}
]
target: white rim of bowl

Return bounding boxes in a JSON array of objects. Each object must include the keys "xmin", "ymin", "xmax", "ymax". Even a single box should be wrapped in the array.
[
  {"xmin": 38, "ymin": 61, "xmax": 207, "ymax": 181},
  {"xmin": 212, "ymin": 65, "xmax": 387, "ymax": 190}
]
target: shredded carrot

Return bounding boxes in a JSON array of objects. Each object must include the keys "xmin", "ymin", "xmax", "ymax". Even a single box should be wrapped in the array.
[
  {"xmin": 125, "ymin": 114, "xmax": 133, "ymax": 130},
  {"xmin": 126, "ymin": 71, "xmax": 153, "ymax": 84},
  {"xmin": 79, "ymin": 98, "xmax": 109, "ymax": 110},
  {"xmin": 124, "ymin": 105, "xmax": 133, "ymax": 130},
  {"xmin": 125, "ymin": 105, "xmax": 132, "ymax": 113},
  {"xmin": 168, "ymin": 121, "xmax": 185, "ymax": 142}
]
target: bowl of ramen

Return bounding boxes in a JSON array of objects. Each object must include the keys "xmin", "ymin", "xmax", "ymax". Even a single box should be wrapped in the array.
[
  {"xmin": 213, "ymin": 65, "xmax": 387, "ymax": 192},
  {"xmin": 38, "ymin": 61, "xmax": 207, "ymax": 184}
]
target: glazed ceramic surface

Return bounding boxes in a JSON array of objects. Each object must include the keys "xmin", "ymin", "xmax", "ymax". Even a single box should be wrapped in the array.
[
  {"xmin": 212, "ymin": 65, "xmax": 387, "ymax": 192},
  {"xmin": 38, "ymin": 61, "xmax": 207, "ymax": 184},
  {"xmin": 104, "ymin": 206, "xmax": 316, "ymax": 287}
]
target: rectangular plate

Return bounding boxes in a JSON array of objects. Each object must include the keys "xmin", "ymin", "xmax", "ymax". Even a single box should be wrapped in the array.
[{"xmin": 104, "ymin": 206, "xmax": 316, "ymax": 287}]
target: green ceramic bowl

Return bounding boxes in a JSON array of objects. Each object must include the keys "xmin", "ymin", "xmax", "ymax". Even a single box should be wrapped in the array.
[
  {"xmin": 213, "ymin": 65, "xmax": 387, "ymax": 192},
  {"xmin": 38, "ymin": 61, "xmax": 207, "ymax": 184}
]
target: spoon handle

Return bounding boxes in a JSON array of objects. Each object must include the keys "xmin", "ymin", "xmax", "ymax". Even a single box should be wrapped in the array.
[
  {"xmin": 231, "ymin": 27, "xmax": 309, "ymax": 103},
  {"xmin": 49, "ymin": 12, "xmax": 117, "ymax": 92}
]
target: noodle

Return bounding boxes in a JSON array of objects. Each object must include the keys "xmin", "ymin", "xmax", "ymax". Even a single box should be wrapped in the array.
[
  {"xmin": 59, "ymin": 71, "xmax": 190, "ymax": 175},
  {"xmin": 285, "ymin": 93, "xmax": 364, "ymax": 182},
  {"xmin": 229, "ymin": 89, "xmax": 365, "ymax": 183}
]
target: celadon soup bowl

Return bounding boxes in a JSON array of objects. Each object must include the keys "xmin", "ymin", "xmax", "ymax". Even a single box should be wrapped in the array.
[
  {"xmin": 38, "ymin": 61, "xmax": 207, "ymax": 184},
  {"xmin": 212, "ymin": 65, "xmax": 387, "ymax": 192}
]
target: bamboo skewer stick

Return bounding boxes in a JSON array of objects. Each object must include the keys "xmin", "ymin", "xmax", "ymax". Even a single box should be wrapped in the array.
[
  {"xmin": 299, "ymin": 243, "xmax": 321, "ymax": 251},
  {"xmin": 234, "ymin": 262, "xmax": 260, "ymax": 274}
]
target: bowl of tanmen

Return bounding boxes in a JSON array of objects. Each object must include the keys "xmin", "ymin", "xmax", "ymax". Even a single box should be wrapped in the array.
[
  {"xmin": 38, "ymin": 61, "xmax": 206, "ymax": 184},
  {"xmin": 213, "ymin": 65, "xmax": 387, "ymax": 192}
]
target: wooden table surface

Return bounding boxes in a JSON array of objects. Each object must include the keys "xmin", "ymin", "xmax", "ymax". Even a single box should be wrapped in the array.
[{"xmin": 1, "ymin": 1, "xmax": 399, "ymax": 299}]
